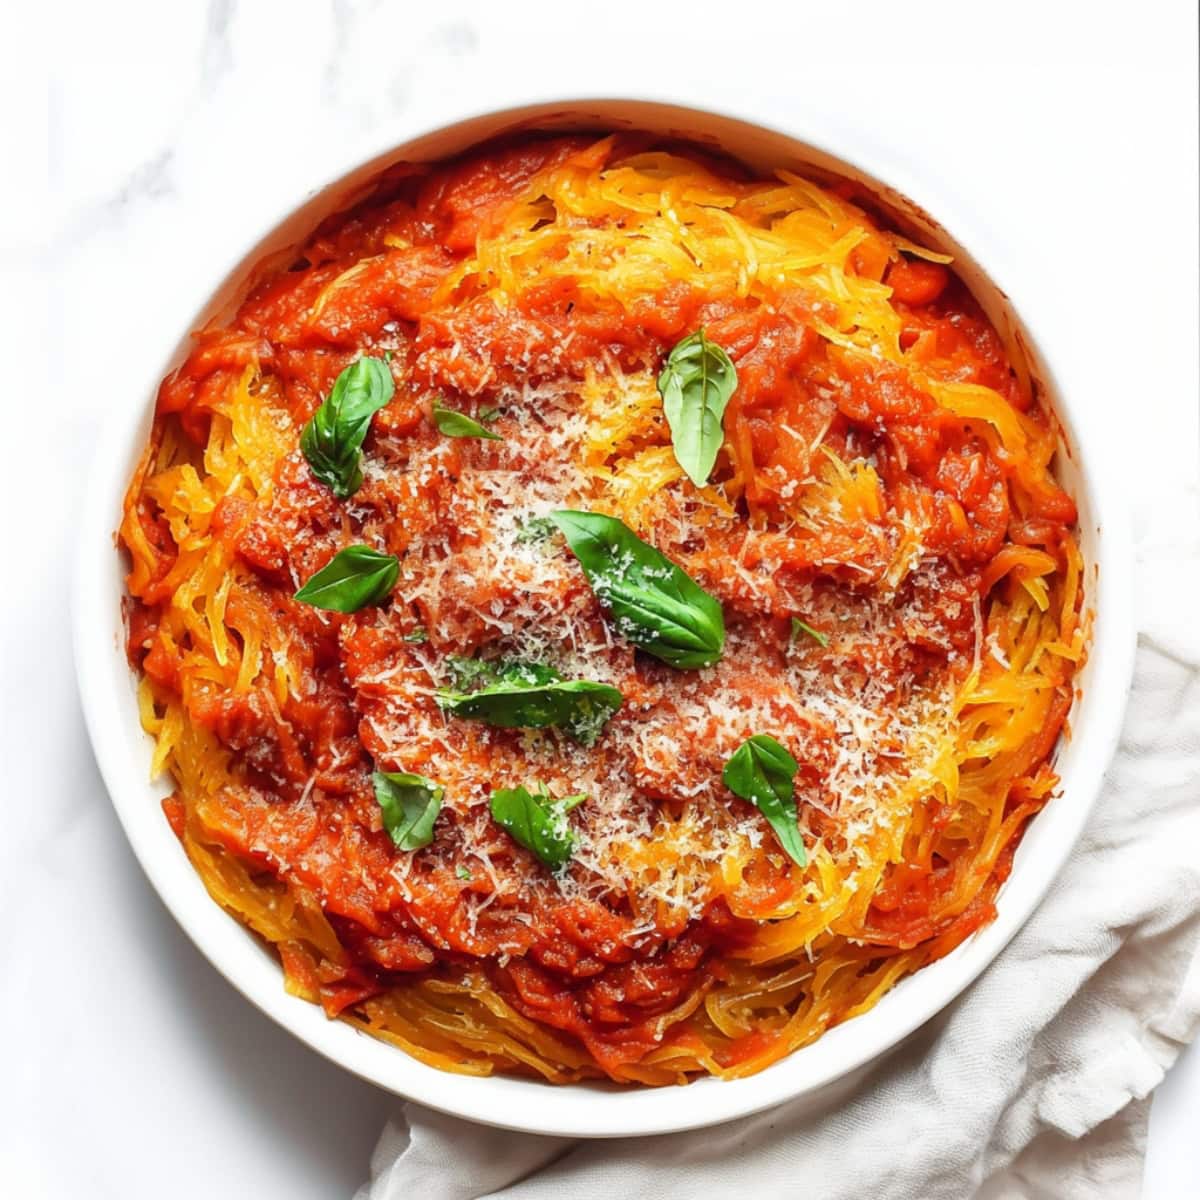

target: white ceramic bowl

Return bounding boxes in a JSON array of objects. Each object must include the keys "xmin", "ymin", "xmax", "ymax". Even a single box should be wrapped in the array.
[{"xmin": 74, "ymin": 98, "xmax": 1136, "ymax": 1137}]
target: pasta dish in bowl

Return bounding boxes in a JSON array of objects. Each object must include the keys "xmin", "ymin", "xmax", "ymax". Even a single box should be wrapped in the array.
[{"xmin": 77, "ymin": 99, "xmax": 1133, "ymax": 1133}]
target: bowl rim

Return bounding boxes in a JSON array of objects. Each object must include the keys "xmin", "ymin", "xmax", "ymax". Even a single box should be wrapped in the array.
[{"xmin": 72, "ymin": 94, "xmax": 1137, "ymax": 1138}]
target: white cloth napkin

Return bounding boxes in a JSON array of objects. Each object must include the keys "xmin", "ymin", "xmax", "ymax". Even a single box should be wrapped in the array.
[{"xmin": 358, "ymin": 548, "xmax": 1200, "ymax": 1200}]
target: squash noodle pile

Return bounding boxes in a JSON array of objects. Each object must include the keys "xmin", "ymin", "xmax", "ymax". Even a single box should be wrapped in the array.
[{"xmin": 121, "ymin": 136, "xmax": 1084, "ymax": 1083}]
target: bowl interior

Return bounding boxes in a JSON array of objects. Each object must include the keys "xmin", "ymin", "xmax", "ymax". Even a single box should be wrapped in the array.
[{"xmin": 74, "ymin": 98, "xmax": 1132, "ymax": 1137}]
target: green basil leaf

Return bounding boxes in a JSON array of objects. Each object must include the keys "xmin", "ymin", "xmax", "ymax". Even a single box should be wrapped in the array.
[
  {"xmin": 294, "ymin": 545, "xmax": 399, "ymax": 612},
  {"xmin": 656, "ymin": 329, "xmax": 737, "ymax": 488},
  {"xmin": 437, "ymin": 668, "xmax": 623, "ymax": 746},
  {"xmin": 550, "ymin": 510, "xmax": 725, "ymax": 668},
  {"xmin": 443, "ymin": 655, "xmax": 560, "ymax": 692},
  {"xmin": 403, "ymin": 628, "xmax": 429, "ymax": 643},
  {"xmin": 373, "ymin": 770, "xmax": 443, "ymax": 851},
  {"xmin": 300, "ymin": 356, "xmax": 395, "ymax": 498},
  {"xmin": 514, "ymin": 515, "xmax": 557, "ymax": 545},
  {"xmin": 722, "ymin": 734, "xmax": 807, "ymax": 867},
  {"xmin": 489, "ymin": 784, "xmax": 586, "ymax": 870},
  {"xmin": 493, "ymin": 660, "xmax": 561, "ymax": 687},
  {"xmin": 432, "ymin": 403, "xmax": 503, "ymax": 441},
  {"xmin": 790, "ymin": 617, "xmax": 830, "ymax": 648},
  {"xmin": 443, "ymin": 654, "xmax": 499, "ymax": 691}
]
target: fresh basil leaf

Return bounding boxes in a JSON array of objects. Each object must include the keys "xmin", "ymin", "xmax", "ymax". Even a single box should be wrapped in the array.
[
  {"xmin": 489, "ymin": 784, "xmax": 586, "ymax": 870},
  {"xmin": 432, "ymin": 403, "xmax": 502, "ymax": 441},
  {"xmin": 550, "ymin": 510, "xmax": 725, "ymax": 668},
  {"xmin": 722, "ymin": 734, "xmax": 807, "ymax": 867},
  {"xmin": 294, "ymin": 545, "xmax": 399, "ymax": 612},
  {"xmin": 300, "ymin": 356, "xmax": 394, "ymax": 498},
  {"xmin": 514, "ymin": 515, "xmax": 557, "ymax": 545},
  {"xmin": 656, "ymin": 329, "xmax": 737, "ymax": 488},
  {"xmin": 499, "ymin": 661, "xmax": 561, "ymax": 687},
  {"xmin": 437, "ymin": 669, "xmax": 623, "ymax": 746},
  {"xmin": 444, "ymin": 654, "xmax": 498, "ymax": 691},
  {"xmin": 790, "ymin": 617, "xmax": 830, "ymax": 648},
  {"xmin": 443, "ymin": 655, "xmax": 559, "ymax": 692},
  {"xmin": 373, "ymin": 770, "xmax": 443, "ymax": 851}
]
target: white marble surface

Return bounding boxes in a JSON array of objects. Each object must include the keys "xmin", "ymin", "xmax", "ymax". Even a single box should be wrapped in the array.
[{"xmin": 3, "ymin": 1, "xmax": 1197, "ymax": 1195}]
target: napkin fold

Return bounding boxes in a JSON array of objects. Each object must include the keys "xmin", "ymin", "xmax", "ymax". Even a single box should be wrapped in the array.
[{"xmin": 359, "ymin": 557, "xmax": 1200, "ymax": 1200}]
